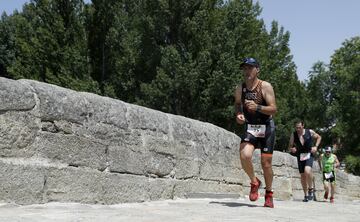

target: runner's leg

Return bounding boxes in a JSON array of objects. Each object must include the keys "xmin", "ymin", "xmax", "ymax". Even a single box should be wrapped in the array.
[
  {"xmin": 330, "ymin": 182, "xmax": 335, "ymax": 199},
  {"xmin": 240, "ymin": 142, "xmax": 256, "ymax": 183},
  {"xmin": 261, "ymin": 154, "xmax": 273, "ymax": 191},
  {"xmin": 300, "ymin": 173, "xmax": 308, "ymax": 196}
]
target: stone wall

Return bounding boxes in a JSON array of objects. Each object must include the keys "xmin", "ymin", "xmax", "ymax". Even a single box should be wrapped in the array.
[{"xmin": 0, "ymin": 77, "xmax": 359, "ymax": 205}]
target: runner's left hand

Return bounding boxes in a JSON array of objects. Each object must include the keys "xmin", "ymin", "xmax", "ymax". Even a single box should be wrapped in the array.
[{"xmin": 245, "ymin": 99, "xmax": 257, "ymax": 112}]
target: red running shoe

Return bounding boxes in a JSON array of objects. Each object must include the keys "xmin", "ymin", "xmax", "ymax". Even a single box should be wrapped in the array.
[
  {"xmin": 264, "ymin": 190, "xmax": 274, "ymax": 208},
  {"xmin": 249, "ymin": 177, "xmax": 261, "ymax": 201},
  {"xmin": 324, "ymin": 191, "xmax": 329, "ymax": 200},
  {"xmin": 330, "ymin": 197, "xmax": 334, "ymax": 203}
]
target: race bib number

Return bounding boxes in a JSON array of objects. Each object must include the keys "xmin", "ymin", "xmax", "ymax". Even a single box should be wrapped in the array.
[
  {"xmin": 247, "ymin": 124, "xmax": 266, "ymax": 138},
  {"xmin": 324, "ymin": 172, "xmax": 334, "ymax": 179},
  {"xmin": 300, "ymin": 153, "xmax": 311, "ymax": 161}
]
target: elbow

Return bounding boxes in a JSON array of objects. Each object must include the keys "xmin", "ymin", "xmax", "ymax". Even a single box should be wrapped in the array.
[{"xmin": 272, "ymin": 106, "xmax": 277, "ymax": 115}]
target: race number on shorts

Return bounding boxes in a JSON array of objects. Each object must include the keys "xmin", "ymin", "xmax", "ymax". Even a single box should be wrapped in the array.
[
  {"xmin": 300, "ymin": 153, "xmax": 311, "ymax": 161},
  {"xmin": 247, "ymin": 124, "xmax": 266, "ymax": 138},
  {"xmin": 324, "ymin": 172, "xmax": 334, "ymax": 179}
]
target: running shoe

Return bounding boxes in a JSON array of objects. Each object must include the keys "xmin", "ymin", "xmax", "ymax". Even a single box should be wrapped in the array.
[
  {"xmin": 249, "ymin": 177, "xmax": 261, "ymax": 201},
  {"xmin": 330, "ymin": 197, "xmax": 334, "ymax": 203},
  {"xmin": 303, "ymin": 196, "xmax": 309, "ymax": 202},
  {"xmin": 308, "ymin": 188, "xmax": 314, "ymax": 201},
  {"xmin": 264, "ymin": 190, "xmax": 274, "ymax": 208}
]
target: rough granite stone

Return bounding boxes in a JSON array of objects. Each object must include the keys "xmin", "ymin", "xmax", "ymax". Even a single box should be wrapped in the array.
[{"xmin": 0, "ymin": 77, "xmax": 359, "ymax": 205}]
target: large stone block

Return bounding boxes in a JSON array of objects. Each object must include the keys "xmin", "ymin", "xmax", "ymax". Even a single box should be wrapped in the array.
[
  {"xmin": 28, "ymin": 132, "xmax": 107, "ymax": 170},
  {"xmin": 127, "ymin": 104, "xmax": 169, "ymax": 134},
  {"xmin": 109, "ymin": 142, "xmax": 176, "ymax": 177},
  {"xmin": 73, "ymin": 121, "xmax": 144, "ymax": 147},
  {"xmin": 102, "ymin": 174, "xmax": 176, "ymax": 204},
  {"xmin": 80, "ymin": 92, "xmax": 128, "ymax": 129},
  {"xmin": 108, "ymin": 142, "xmax": 146, "ymax": 175},
  {"xmin": 272, "ymin": 177, "xmax": 292, "ymax": 200},
  {"xmin": 0, "ymin": 160, "xmax": 46, "ymax": 204},
  {"xmin": 175, "ymin": 158, "xmax": 201, "ymax": 179},
  {"xmin": 170, "ymin": 115, "xmax": 199, "ymax": 142},
  {"xmin": 273, "ymin": 166, "xmax": 290, "ymax": 177},
  {"xmin": 0, "ymin": 77, "xmax": 35, "ymax": 111},
  {"xmin": 21, "ymin": 80, "xmax": 91, "ymax": 123},
  {"xmin": 272, "ymin": 151, "xmax": 288, "ymax": 167},
  {"xmin": 0, "ymin": 111, "xmax": 39, "ymax": 157},
  {"xmin": 199, "ymin": 161, "xmax": 226, "ymax": 181},
  {"xmin": 45, "ymin": 167, "xmax": 105, "ymax": 204},
  {"xmin": 143, "ymin": 133, "xmax": 177, "ymax": 156}
]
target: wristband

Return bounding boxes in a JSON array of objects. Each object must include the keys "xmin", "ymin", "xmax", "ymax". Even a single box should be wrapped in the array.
[{"xmin": 256, "ymin": 105, "xmax": 262, "ymax": 112}]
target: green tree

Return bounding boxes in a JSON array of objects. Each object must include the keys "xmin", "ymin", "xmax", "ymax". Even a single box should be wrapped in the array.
[
  {"xmin": 304, "ymin": 62, "xmax": 336, "ymax": 146},
  {"xmin": 2, "ymin": 0, "xmax": 98, "ymax": 92},
  {"xmin": 0, "ymin": 13, "xmax": 15, "ymax": 78},
  {"xmin": 329, "ymin": 36, "xmax": 360, "ymax": 174}
]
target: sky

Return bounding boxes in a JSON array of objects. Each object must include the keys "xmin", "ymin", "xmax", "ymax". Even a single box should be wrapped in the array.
[
  {"xmin": 256, "ymin": 0, "xmax": 360, "ymax": 81},
  {"xmin": 1, "ymin": 0, "xmax": 360, "ymax": 81}
]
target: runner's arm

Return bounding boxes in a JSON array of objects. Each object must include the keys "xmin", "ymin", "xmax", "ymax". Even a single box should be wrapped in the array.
[
  {"xmin": 319, "ymin": 154, "xmax": 323, "ymax": 171},
  {"xmin": 310, "ymin": 129, "xmax": 322, "ymax": 148},
  {"xmin": 259, "ymin": 81, "xmax": 277, "ymax": 115},
  {"xmin": 288, "ymin": 133, "xmax": 296, "ymax": 153},
  {"xmin": 234, "ymin": 85, "xmax": 243, "ymax": 114},
  {"xmin": 234, "ymin": 85, "xmax": 245, "ymax": 125},
  {"xmin": 334, "ymin": 155, "xmax": 340, "ymax": 168}
]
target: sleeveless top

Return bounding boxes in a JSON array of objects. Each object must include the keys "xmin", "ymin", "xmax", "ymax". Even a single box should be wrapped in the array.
[
  {"xmin": 322, "ymin": 154, "xmax": 335, "ymax": 173},
  {"xmin": 241, "ymin": 80, "xmax": 271, "ymax": 124},
  {"xmin": 293, "ymin": 129, "xmax": 313, "ymax": 153}
]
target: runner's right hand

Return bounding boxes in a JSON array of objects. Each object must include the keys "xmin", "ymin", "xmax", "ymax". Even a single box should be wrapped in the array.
[
  {"xmin": 290, "ymin": 147, "xmax": 297, "ymax": 153},
  {"xmin": 236, "ymin": 113, "xmax": 245, "ymax": 125}
]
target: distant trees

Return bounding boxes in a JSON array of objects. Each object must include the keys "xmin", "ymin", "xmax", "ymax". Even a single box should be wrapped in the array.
[
  {"xmin": 0, "ymin": 0, "xmax": 99, "ymax": 92},
  {"xmin": 0, "ymin": 0, "xmax": 359, "ymax": 174},
  {"xmin": 304, "ymin": 37, "xmax": 360, "ymax": 175}
]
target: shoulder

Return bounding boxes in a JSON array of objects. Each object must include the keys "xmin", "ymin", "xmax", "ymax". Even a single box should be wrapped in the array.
[
  {"xmin": 260, "ymin": 80, "xmax": 275, "ymax": 98},
  {"xmin": 260, "ymin": 80, "xmax": 273, "ymax": 89},
  {"xmin": 234, "ymin": 84, "xmax": 243, "ymax": 96},
  {"xmin": 235, "ymin": 83, "xmax": 242, "ymax": 90},
  {"xmin": 309, "ymin": 129, "xmax": 316, "ymax": 134}
]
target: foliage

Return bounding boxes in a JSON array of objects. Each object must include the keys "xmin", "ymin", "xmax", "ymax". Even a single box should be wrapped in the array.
[
  {"xmin": 305, "ymin": 37, "xmax": 360, "ymax": 174},
  {"xmin": 0, "ymin": 0, "xmax": 99, "ymax": 93}
]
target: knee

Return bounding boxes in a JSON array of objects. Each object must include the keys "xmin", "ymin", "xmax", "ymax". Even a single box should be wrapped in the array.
[
  {"xmin": 239, "ymin": 144, "xmax": 253, "ymax": 161},
  {"xmin": 261, "ymin": 158, "xmax": 272, "ymax": 169},
  {"xmin": 240, "ymin": 151, "xmax": 252, "ymax": 161},
  {"xmin": 304, "ymin": 167, "xmax": 312, "ymax": 175}
]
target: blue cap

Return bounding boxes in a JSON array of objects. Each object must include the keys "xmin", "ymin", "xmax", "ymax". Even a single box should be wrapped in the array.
[{"xmin": 240, "ymin": 57, "xmax": 260, "ymax": 68}]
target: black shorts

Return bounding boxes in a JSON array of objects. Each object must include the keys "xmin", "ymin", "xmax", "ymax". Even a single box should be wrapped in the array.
[
  {"xmin": 323, "ymin": 171, "xmax": 336, "ymax": 183},
  {"xmin": 240, "ymin": 119, "xmax": 275, "ymax": 155},
  {"xmin": 297, "ymin": 155, "xmax": 314, "ymax": 173}
]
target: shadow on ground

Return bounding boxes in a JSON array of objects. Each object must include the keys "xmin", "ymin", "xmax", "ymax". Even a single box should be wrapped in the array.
[{"xmin": 209, "ymin": 201, "xmax": 259, "ymax": 208}]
